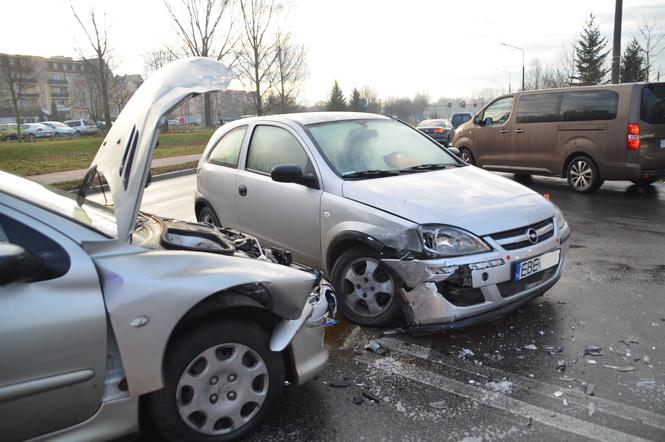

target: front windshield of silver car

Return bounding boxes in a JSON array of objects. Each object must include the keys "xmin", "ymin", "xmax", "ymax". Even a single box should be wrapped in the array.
[{"xmin": 307, "ymin": 119, "xmax": 460, "ymax": 178}]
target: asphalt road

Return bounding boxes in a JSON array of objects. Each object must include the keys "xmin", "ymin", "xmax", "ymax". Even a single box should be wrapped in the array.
[{"xmin": 132, "ymin": 173, "xmax": 665, "ymax": 441}]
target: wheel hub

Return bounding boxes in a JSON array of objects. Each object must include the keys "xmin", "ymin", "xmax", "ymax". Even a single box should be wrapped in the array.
[{"xmin": 343, "ymin": 258, "xmax": 395, "ymax": 318}]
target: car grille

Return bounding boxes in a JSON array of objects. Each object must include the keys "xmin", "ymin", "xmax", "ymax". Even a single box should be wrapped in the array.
[
  {"xmin": 497, "ymin": 266, "xmax": 558, "ymax": 298},
  {"xmin": 489, "ymin": 218, "xmax": 554, "ymax": 250}
]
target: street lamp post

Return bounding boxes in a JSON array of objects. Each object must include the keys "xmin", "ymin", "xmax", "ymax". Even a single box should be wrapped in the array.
[
  {"xmin": 500, "ymin": 43, "xmax": 525, "ymax": 91},
  {"xmin": 497, "ymin": 70, "xmax": 511, "ymax": 93}
]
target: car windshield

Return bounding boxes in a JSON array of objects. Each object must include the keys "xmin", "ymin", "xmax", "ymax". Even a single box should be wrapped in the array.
[
  {"xmin": 3, "ymin": 172, "xmax": 117, "ymax": 237},
  {"xmin": 307, "ymin": 119, "xmax": 459, "ymax": 177}
]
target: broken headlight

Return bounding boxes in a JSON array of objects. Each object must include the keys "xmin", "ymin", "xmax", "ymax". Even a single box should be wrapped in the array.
[{"xmin": 418, "ymin": 224, "xmax": 490, "ymax": 257}]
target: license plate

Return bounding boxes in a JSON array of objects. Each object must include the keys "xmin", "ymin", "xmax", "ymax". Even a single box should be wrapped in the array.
[
  {"xmin": 514, "ymin": 250, "xmax": 560, "ymax": 281},
  {"xmin": 660, "ymin": 139, "xmax": 665, "ymax": 149}
]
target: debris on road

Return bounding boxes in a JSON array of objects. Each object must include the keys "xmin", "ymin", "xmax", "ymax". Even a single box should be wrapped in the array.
[
  {"xmin": 329, "ymin": 378, "xmax": 352, "ymax": 388},
  {"xmin": 585, "ymin": 383, "xmax": 595, "ymax": 396},
  {"xmin": 395, "ymin": 400, "xmax": 406, "ymax": 413},
  {"xmin": 457, "ymin": 348, "xmax": 475, "ymax": 359},
  {"xmin": 485, "ymin": 380, "xmax": 513, "ymax": 394},
  {"xmin": 620, "ymin": 337, "xmax": 640, "ymax": 345},
  {"xmin": 603, "ymin": 364, "xmax": 635, "ymax": 372},
  {"xmin": 352, "ymin": 396, "xmax": 364, "ymax": 406},
  {"xmin": 553, "ymin": 391, "xmax": 564, "ymax": 397},
  {"xmin": 545, "ymin": 346, "xmax": 563, "ymax": 355},
  {"xmin": 556, "ymin": 360, "xmax": 566, "ymax": 371},
  {"xmin": 524, "ymin": 344, "xmax": 538, "ymax": 351},
  {"xmin": 588, "ymin": 402, "xmax": 596, "ymax": 417},
  {"xmin": 362, "ymin": 391, "xmax": 381, "ymax": 403},
  {"xmin": 583, "ymin": 346, "xmax": 603, "ymax": 357},
  {"xmin": 429, "ymin": 400, "xmax": 447, "ymax": 410},
  {"xmin": 586, "ymin": 359, "xmax": 598, "ymax": 365},
  {"xmin": 642, "ymin": 355, "xmax": 651, "ymax": 364},
  {"xmin": 365, "ymin": 340, "xmax": 388, "ymax": 356}
]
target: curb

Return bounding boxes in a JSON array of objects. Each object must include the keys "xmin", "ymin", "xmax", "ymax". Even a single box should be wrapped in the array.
[{"xmin": 81, "ymin": 167, "xmax": 197, "ymax": 195}]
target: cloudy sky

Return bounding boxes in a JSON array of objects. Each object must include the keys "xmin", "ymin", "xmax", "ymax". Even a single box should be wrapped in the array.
[{"xmin": 3, "ymin": 0, "xmax": 665, "ymax": 103}]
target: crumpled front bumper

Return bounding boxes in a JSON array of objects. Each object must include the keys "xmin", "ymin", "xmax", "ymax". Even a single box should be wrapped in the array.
[
  {"xmin": 382, "ymin": 223, "xmax": 570, "ymax": 330},
  {"xmin": 270, "ymin": 282, "xmax": 336, "ymax": 386}
]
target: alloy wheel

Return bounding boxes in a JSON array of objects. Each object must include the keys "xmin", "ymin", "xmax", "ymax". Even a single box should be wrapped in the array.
[
  {"xmin": 342, "ymin": 257, "xmax": 395, "ymax": 318},
  {"xmin": 569, "ymin": 159, "xmax": 593, "ymax": 191},
  {"xmin": 176, "ymin": 343, "xmax": 268, "ymax": 436}
]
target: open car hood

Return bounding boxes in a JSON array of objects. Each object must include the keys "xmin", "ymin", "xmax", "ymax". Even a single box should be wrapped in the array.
[{"xmin": 84, "ymin": 57, "xmax": 233, "ymax": 241}]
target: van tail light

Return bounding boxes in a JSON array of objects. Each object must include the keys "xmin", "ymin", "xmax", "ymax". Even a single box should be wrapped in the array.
[{"xmin": 627, "ymin": 123, "xmax": 640, "ymax": 151}]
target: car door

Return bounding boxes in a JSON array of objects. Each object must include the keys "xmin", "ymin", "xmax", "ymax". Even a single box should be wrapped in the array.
[
  {"xmin": 0, "ymin": 206, "xmax": 107, "ymax": 441},
  {"xmin": 236, "ymin": 123, "xmax": 322, "ymax": 267},
  {"xmin": 474, "ymin": 96, "xmax": 515, "ymax": 167},
  {"xmin": 197, "ymin": 125, "xmax": 248, "ymax": 229},
  {"xmin": 511, "ymin": 92, "xmax": 562, "ymax": 174}
]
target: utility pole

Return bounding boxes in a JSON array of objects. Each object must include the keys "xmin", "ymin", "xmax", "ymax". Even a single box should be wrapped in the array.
[{"xmin": 611, "ymin": 0, "xmax": 623, "ymax": 83}]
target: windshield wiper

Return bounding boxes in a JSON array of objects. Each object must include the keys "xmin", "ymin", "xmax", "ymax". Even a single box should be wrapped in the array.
[
  {"xmin": 400, "ymin": 163, "xmax": 452, "ymax": 172},
  {"xmin": 342, "ymin": 169, "xmax": 401, "ymax": 179}
]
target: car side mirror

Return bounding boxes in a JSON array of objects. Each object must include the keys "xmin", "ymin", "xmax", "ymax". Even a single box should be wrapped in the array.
[
  {"xmin": 447, "ymin": 147, "xmax": 460, "ymax": 156},
  {"xmin": 271, "ymin": 164, "xmax": 319, "ymax": 189},
  {"xmin": 0, "ymin": 243, "xmax": 43, "ymax": 285}
]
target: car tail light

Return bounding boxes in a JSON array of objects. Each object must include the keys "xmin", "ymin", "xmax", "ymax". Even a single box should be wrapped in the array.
[
  {"xmin": 434, "ymin": 128, "xmax": 443, "ymax": 133},
  {"xmin": 627, "ymin": 123, "xmax": 640, "ymax": 151}
]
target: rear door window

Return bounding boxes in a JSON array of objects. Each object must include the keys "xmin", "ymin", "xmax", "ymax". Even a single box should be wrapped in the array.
[
  {"xmin": 207, "ymin": 126, "xmax": 247, "ymax": 168},
  {"xmin": 641, "ymin": 83, "xmax": 665, "ymax": 124},
  {"xmin": 516, "ymin": 93, "xmax": 562, "ymax": 123},
  {"xmin": 560, "ymin": 90, "xmax": 618, "ymax": 121}
]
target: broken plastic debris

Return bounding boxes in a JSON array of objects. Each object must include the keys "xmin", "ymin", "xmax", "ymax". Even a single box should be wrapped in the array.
[
  {"xmin": 642, "ymin": 355, "xmax": 651, "ymax": 364},
  {"xmin": 603, "ymin": 364, "xmax": 635, "ymax": 372},
  {"xmin": 365, "ymin": 340, "xmax": 388, "ymax": 356},
  {"xmin": 524, "ymin": 344, "xmax": 538, "ymax": 351},
  {"xmin": 556, "ymin": 360, "xmax": 566, "ymax": 371},
  {"xmin": 429, "ymin": 400, "xmax": 447, "ymax": 410},
  {"xmin": 588, "ymin": 402, "xmax": 596, "ymax": 417},
  {"xmin": 545, "ymin": 346, "xmax": 563, "ymax": 356},
  {"xmin": 329, "ymin": 379, "xmax": 352, "ymax": 388},
  {"xmin": 485, "ymin": 380, "xmax": 513, "ymax": 394},
  {"xmin": 362, "ymin": 391, "xmax": 381, "ymax": 403},
  {"xmin": 553, "ymin": 391, "xmax": 564, "ymax": 397},
  {"xmin": 586, "ymin": 359, "xmax": 597, "ymax": 365},
  {"xmin": 395, "ymin": 400, "xmax": 406, "ymax": 413},
  {"xmin": 324, "ymin": 319, "xmax": 339, "ymax": 328},
  {"xmin": 352, "ymin": 396, "xmax": 364, "ymax": 406},
  {"xmin": 583, "ymin": 346, "xmax": 602, "ymax": 357},
  {"xmin": 619, "ymin": 337, "xmax": 640, "ymax": 345},
  {"xmin": 585, "ymin": 383, "xmax": 595, "ymax": 396},
  {"xmin": 457, "ymin": 348, "xmax": 475, "ymax": 359}
]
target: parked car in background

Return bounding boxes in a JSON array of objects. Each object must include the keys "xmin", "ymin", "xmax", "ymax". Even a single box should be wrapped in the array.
[
  {"xmin": 20, "ymin": 123, "xmax": 55, "ymax": 139},
  {"xmin": 196, "ymin": 112, "xmax": 570, "ymax": 332},
  {"xmin": 416, "ymin": 118, "xmax": 453, "ymax": 146},
  {"xmin": 0, "ymin": 123, "xmax": 19, "ymax": 141},
  {"xmin": 450, "ymin": 112, "xmax": 474, "ymax": 141},
  {"xmin": 64, "ymin": 118, "xmax": 99, "ymax": 135},
  {"xmin": 0, "ymin": 58, "xmax": 334, "ymax": 442},
  {"xmin": 453, "ymin": 83, "xmax": 665, "ymax": 192},
  {"xmin": 42, "ymin": 121, "xmax": 77, "ymax": 137}
]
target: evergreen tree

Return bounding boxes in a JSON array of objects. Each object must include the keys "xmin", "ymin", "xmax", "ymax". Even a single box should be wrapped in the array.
[
  {"xmin": 348, "ymin": 88, "xmax": 365, "ymax": 111},
  {"xmin": 574, "ymin": 13, "xmax": 609, "ymax": 85},
  {"xmin": 620, "ymin": 38, "xmax": 647, "ymax": 82},
  {"xmin": 50, "ymin": 100, "xmax": 59, "ymax": 121},
  {"xmin": 326, "ymin": 80, "xmax": 347, "ymax": 111}
]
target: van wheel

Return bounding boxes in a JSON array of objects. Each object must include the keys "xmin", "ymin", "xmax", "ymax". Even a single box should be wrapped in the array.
[
  {"xmin": 331, "ymin": 247, "xmax": 402, "ymax": 327},
  {"xmin": 198, "ymin": 206, "xmax": 221, "ymax": 227},
  {"xmin": 146, "ymin": 320, "xmax": 284, "ymax": 442},
  {"xmin": 566, "ymin": 156, "xmax": 601, "ymax": 193},
  {"xmin": 459, "ymin": 148, "xmax": 475, "ymax": 165},
  {"xmin": 631, "ymin": 177, "xmax": 656, "ymax": 186}
]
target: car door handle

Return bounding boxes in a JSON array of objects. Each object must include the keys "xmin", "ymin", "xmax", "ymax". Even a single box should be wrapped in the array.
[
  {"xmin": 499, "ymin": 129, "xmax": 509, "ymax": 134},
  {"xmin": 238, "ymin": 184, "xmax": 247, "ymax": 196},
  {"xmin": 514, "ymin": 128, "xmax": 524, "ymax": 134}
]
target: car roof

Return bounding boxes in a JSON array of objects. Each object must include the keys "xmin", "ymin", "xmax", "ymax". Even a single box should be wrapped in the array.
[{"xmin": 240, "ymin": 111, "xmax": 390, "ymax": 126}]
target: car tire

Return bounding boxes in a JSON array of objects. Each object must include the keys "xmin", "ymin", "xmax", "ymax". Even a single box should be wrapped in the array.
[
  {"xmin": 566, "ymin": 155, "xmax": 601, "ymax": 193},
  {"xmin": 331, "ymin": 246, "xmax": 402, "ymax": 327},
  {"xmin": 630, "ymin": 177, "xmax": 656, "ymax": 187},
  {"xmin": 146, "ymin": 319, "xmax": 285, "ymax": 442},
  {"xmin": 55, "ymin": 132, "xmax": 61, "ymax": 138},
  {"xmin": 458, "ymin": 147, "xmax": 475, "ymax": 165},
  {"xmin": 27, "ymin": 133, "xmax": 35, "ymax": 140},
  {"xmin": 198, "ymin": 206, "xmax": 221, "ymax": 227}
]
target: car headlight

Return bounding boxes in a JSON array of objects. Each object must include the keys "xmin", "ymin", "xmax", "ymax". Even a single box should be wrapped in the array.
[
  {"xmin": 552, "ymin": 206, "xmax": 567, "ymax": 230},
  {"xmin": 418, "ymin": 224, "xmax": 491, "ymax": 257}
]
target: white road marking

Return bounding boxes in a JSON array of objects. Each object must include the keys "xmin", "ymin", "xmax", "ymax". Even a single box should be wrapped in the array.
[
  {"xmin": 358, "ymin": 353, "xmax": 651, "ymax": 442},
  {"xmin": 376, "ymin": 336, "xmax": 665, "ymax": 432}
]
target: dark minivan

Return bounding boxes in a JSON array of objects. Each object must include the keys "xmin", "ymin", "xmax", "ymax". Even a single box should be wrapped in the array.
[{"xmin": 452, "ymin": 83, "xmax": 665, "ymax": 192}]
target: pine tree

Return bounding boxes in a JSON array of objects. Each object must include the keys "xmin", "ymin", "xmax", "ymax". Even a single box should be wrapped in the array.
[
  {"xmin": 620, "ymin": 38, "xmax": 647, "ymax": 82},
  {"xmin": 50, "ymin": 100, "xmax": 59, "ymax": 122},
  {"xmin": 348, "ymin": 88, "xmax": 365, "ymax": 112},
  {"xmin": 326, "ymin": 80, "xmax": 347, "ymax": 111},
  {"xmin": 574, "ymin": 13, "xmax": 610, "ymax": 85}
]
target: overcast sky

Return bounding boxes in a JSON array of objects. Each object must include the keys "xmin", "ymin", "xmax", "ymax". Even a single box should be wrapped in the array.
[{"xmin": 3, "ymin": 0, "xmax": 665, "ymax": 103}]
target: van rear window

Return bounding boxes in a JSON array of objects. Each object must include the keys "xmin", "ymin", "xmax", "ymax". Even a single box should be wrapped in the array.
[
  {"xmin": 560, "ymin": 91, "xmax": 618, "ymax": 121},
  {"xmin": 641, "ymin": 84, "xmax": 665, "ymax": 124}
]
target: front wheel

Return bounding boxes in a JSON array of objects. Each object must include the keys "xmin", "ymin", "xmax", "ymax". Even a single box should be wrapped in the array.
[
  {"xmin": 566, "ymin": 155, "xmax": 601, "ymax": 193},
  {"xmin": 27, "ymin": 133, "xmax": 35, "ymax": 140},
  {"xmin": 146, "ymin": 320, "xmax": 284, "ymax": 442},
  {"xmin": 331, "ymin": 247, "xmax": 402, "ymax": 327},
  {"xmin": 197, "ymin": 206, "xmax": 221, "ymax": 226},
  {"xmin": 458, "ymin": 147, "xmax": 475, "ymax": 165}
]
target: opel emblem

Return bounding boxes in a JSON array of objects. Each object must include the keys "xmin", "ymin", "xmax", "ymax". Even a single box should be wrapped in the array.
[{"xmin": 527, "ymin": 228, "xmax": 539, "ymax": 244}]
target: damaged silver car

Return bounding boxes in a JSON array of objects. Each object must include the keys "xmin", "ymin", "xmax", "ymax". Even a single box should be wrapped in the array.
[
  {"xmin": 0, "ymin": 58, "xmax": 334, "ymax": 442},
  {"xmin": 195, "ymin": 112, "xmax": 570, "ymax": 331}
]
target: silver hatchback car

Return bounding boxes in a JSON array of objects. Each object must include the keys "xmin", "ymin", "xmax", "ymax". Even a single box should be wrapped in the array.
[
  {"xmin": 196, "ymin": 112, "xmax": 571, "ymax": 331},
  {"xmin": 0, "ymin": 59, "xmax": 334, "ymax": 442}
]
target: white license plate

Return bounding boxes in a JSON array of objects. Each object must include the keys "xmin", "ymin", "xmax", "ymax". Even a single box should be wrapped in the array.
[
  {"xmin": 514, "ymin": 250, "xmax": 560, "ymax": 281},
  {"xmin": 660, "ymin": 139, "xmax": 665, "ymax": 149}
]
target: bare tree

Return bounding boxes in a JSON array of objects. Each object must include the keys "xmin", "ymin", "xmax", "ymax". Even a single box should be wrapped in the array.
[
  {"xmin": 272, "ymin": 30, "xmax": 306, "ymax": 113},
  {"xmin": 412, "ymin": 91, "xmax": 430, "ymax": 121},
  {"xmin": 0, "ymin": 54, "xmax": 34, "ymax": 140},
  {"xmin": 71, "ymin": 4, "xmax": 113, "ymax": 126},
  {"xmin": 143, "ymin": 48, "xmax": 179, "ymax": 74},
  {"xmin": 638, "ymin": 18, "xmax": 665, "ymax": 81},
  {"xmin": 360, "ymin": 86, "xmax": 381, "ymax": 113},
  {"xmin": 235, "ymin": 0, "xmax": 280, "ymax": 116},
  {"xmin": 551, "ymin": 43, "xmax": 577, "ymax": 87},
  {"xmin": 163, "ymin": 0, "xmax": 237, "ymax": 125}
]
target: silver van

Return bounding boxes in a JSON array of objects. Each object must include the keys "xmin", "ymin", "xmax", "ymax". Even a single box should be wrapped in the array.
[{"xmin": 453, "ymin": 83, "xmax": 665, "ymax": 192}]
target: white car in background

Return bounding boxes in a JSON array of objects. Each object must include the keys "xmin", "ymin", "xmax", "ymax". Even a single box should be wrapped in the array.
[
  {"xmin": 64, "ymin": 118, "xmax": 99, "ymax": 135},
  {"xmin": 20, "ymin": 123, "xmax": 55, "ymax": 139},
  {"xmin": 42, "ymin": 121, "xmax": 77, "ymax": 137}
]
